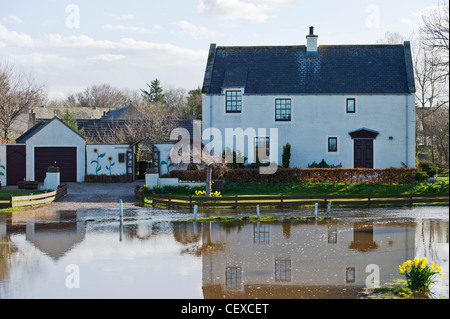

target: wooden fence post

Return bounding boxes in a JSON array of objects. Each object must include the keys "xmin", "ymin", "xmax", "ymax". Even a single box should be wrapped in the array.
[
  {"xmin": 324, "ymin": 193, "xmax": 327, "ymax": 207},
  {"xmin": 189, "ymin": 195, "xmax": 193, "ymax": 210},
  {"xmin": 280, "ymin": 194, "xmax": 284, "ymax": 208},
  {"xmin": 152, "ymin": 191, "xmax": 155, "ymax": 207},
  {"xmin": 9, "ymin": 195, "xmax": 13, "ymax": 208},
  {"xmin": 368, "ymin": 193, "xmax": 371, "ymax": 206},
  {"xmin": 409, "ymin": 192, "xmax": 413, "ymax": 206},
  {"xmin": 168, "ymin": 193, "xmax": 172, "ymax": 208}
]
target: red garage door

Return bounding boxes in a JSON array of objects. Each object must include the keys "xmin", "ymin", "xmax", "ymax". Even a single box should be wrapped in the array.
[{"xmin": 35, "ymin": 147, "xmax": 77, "ymax": 182}]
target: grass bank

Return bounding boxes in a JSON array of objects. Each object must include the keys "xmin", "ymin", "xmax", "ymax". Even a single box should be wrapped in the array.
[{"xmin": 142, "ymin": 181, "xmax": 449, "ymax": 203}]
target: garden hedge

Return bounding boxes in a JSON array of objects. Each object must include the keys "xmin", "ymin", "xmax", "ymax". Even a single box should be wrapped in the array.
[{"xmin": 169, "ymin": 168, "xmax": 417, "ymax": 184}]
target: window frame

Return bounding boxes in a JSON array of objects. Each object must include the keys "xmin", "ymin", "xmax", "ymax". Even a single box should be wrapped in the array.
[
  {"xmin": 275, "ymin": 98, "xmax": 292, "ymax": 121},
  {"xmin": 255, "ymin": 137, "xmax": 270, "ymax": 161},
  {"xmin": 225, "ymin": 90, "xmax": 242, "ymax": 113},
  {"xmin": 328, "ymin": 137, "xmax": 338, "ymax": 152},
  {"xmin": 346, "ymin": 98, "xmax": 356, "ymax": 114}
]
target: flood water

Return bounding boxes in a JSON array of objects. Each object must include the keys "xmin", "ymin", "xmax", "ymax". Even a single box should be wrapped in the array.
[{"xmin": 0, "ymin": 206, "xmax": 448, "ymax": 299}]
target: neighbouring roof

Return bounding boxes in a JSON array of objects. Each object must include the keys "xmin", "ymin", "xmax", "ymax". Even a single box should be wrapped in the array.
[
  {"xmin": 16, "ymin": 118, "xmax": 195, "ymax": 144},
  {"xmin": 202, "ymin": 42, "xmax": 416, "ymax": 95}
]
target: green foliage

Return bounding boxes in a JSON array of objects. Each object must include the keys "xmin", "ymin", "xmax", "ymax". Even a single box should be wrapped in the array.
[
  {"xmin": 307, "ymin": 159, "xmax": 342, "ymax": 168},
  {"xmin": 141, "ymin": 78, "xmax": 165, "ymax": 103},
  {"xmin": 415, "ymin": 169, "xmax": 429, "ymax": 182},
  {"xmin": 418, "ymin": 161, "xmax": 438, "ymax": 177},
  {"xmin": 142, "ymin": 183, "xmax": 205, "ymax": 195},
  {"xmin": 187, "ymin": 87, "xmax": 202, "ymax": 120},
  {"xmin": 282, "ymin": 143, "xmax": 291, "ymax": 168},
  {"xmin": 60, "ymin": 107, "xmax": 86, "ymax": 138},
  {"xmin": 187, "ymin": 162, "xmax": 198, "ymax": 171}
]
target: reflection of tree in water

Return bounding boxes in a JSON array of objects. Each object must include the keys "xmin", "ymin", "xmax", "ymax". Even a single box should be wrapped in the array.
[
  {"xmin": 123, "ymin": 223, "xmax": 164, "ymax": 241},
  {"xmin": 172, "ymin": 221, "xmax": 228, "ymax": 257},
  {"xmin": 416, "ymin": 220, "xmax": 449, "ymax": 263},
  {"xmin": 0, "ymin": 234, "xmax": 18, "ymax": 284}
]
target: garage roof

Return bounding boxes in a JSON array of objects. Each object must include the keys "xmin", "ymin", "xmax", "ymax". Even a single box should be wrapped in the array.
[{"xmin": 16, "ymin": 117, "xmax": 86, "ymax": 144}]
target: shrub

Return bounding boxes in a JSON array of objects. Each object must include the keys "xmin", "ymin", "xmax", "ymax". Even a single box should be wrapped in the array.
[
  {"xmin": 418, "ymin": 161, "xmax": 438, "ymax": 177},
  {"xmin": 308, "ymin": 159, "xmax": 342, "ymax": 168},
  {"xmin": 282, "ymin": 143, "xmax": 291, "ymax": 168},
  {"xmin": 170, "ymin": 168, "xmax": 418, "ymax": 184},
  {"xmin": 414, "ymin": 169, "xmax": 429, "ymax": 182}
]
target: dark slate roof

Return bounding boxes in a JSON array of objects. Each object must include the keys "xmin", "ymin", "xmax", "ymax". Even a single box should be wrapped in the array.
[
  {"xmin": 203, "ymin": 42, "xmax": 415, "ymax": 95},
  {"xmin": 106, "ymin": 106, "xmax": 127, "ymax": 119}
]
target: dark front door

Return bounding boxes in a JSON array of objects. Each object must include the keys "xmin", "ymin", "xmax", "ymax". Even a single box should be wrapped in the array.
[
  {"xmin": 6, "ymin": 145, "xmax": 26, "ymax": 185},
  {"xmin": 354, "ymin": 139, "xmax": 374, "ymax": 168},
  {"xmin": 35, "ymin": 147, "xmax": 77, "ymax": 182}
]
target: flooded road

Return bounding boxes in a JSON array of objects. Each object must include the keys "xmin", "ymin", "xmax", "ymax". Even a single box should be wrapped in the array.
[{"xmin": 0, "ymin": 206, "xmax": 448, "ymax": 299}]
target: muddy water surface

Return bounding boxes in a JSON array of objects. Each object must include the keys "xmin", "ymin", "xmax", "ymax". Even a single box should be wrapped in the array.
[{"xmin": 0, "ymin": 206, "xmax": 448, "ymax": 299}]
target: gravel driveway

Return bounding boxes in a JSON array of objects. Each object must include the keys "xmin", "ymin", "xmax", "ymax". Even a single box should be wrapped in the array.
[{"xmin": 34, "ymin": 182, "xmax": 144, "ymax": 211}]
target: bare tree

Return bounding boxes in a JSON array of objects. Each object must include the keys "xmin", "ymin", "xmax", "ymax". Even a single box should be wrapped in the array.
[
  {"xmin": 0, "ymin": 62, "xmax": 46, "ymax": 143},
  {"xmin": 67, "ymin": 84, "xmax": 130, "ymax": 109},
  {"xmin": 420, "ymin": 1, "xmax": 449, "ymax": 84}
]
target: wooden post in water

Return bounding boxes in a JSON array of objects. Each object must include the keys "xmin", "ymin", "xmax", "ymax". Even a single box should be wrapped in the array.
[
  {"xmin": 256, "ymin": 205, "xmax": 260, "ymax": 220},
  {"xmin": 119, "ymin": 199, "xmax": 123, "ymax": 224},
  {"xmin": 327, "ymin": 201, "xmax": 332, "ymax": 218},
  {"xmin": 314, "ymin": 203, "xmax": 318, "ymax": 219},
  {"xmin": 193, "ymin": 205, "xmax": 198, "ymax": 219}
]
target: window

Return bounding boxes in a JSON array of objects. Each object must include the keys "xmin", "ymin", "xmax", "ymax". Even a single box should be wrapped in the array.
[
  {"xmin": 254, "ymin": 223, "xmax": 270, "ymax": 244},
  {"xmin": 346, "ymin": 267, "xmax": 356, "ymax": 283},
  {"xmin": 275, "ymin": 259, "xmax": 291, "ymax": 282},
  {"xmin": 255, "ymin": 137, "xmax": 270, "ymax": 161},
  {"xmin": 225, "ymin": 267, "xmax": 242, "ymax": 289},
  {"xmin": 328, "ymin": 137, "xmax": 337, "ymax": 152},
  {"xmin": 346, "ymin": 98, "xmax": 355, "ymax": 113},
  {"xmin": 226, "ymin": 90, "xmax": 242, "ymax": 113},
  {"xmin": 275, "ymin": 99, "xmax": 291, "ymax": 121}
]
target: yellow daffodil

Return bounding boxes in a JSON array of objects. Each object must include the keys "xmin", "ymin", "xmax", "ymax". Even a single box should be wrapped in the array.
[
  {"xmin": 413, "ymin": 257, "xmax": 420, "ymax": 265},
  {"xmin": 421, "ymin": 257, "xmax": 428, "ymax": 264}
]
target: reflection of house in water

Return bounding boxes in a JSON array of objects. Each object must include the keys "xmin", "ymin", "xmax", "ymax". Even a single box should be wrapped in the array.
[
  {"xmin": 199, "ymin": 220, "xmax": 416, "ymax": 299},
  {"xmin": 5, "ymin": 211, "xmax": 87, "ymax": 260}
]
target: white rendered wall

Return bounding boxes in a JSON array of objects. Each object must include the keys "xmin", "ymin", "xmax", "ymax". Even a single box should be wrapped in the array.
[
  {"xmin": 86, "ymin": 144, "xmax": 131, "ymax": 176},
  {"xmin": 0, "ymin": 145, "xmax": 6, "ymax": 186},
  {"xmin": 25, "ymin": 119, "xmax": 86, "ymax": 182},
  {"xmin": 202, "ymin": 93, "xmax": 416, "ymax": 168}
]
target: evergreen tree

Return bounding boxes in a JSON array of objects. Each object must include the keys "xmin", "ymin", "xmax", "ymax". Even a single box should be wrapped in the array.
[{"xmin": 141, "ymin": 78, "xmax": 165, "ymax": 103}]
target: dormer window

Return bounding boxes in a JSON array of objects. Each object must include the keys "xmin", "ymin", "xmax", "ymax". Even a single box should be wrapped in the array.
[{"xmin": 226, "ymin": 90, "xmax": 242, "ymax": 113}]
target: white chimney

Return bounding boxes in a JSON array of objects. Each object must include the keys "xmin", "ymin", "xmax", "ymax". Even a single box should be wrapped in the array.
[{"xmin": 306, "ymin": 26, "xmax": 318, "ymax": 54}]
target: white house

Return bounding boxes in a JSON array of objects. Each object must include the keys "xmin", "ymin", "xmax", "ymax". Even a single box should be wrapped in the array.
[{"xmin": 201, "ymin": 27, "xmax": 416, "ymax": 169}]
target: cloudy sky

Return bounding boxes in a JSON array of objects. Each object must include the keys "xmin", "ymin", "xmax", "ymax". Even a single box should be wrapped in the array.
[{"xmin": 0, "ymin": 0, "xmax": 440, "ymax": 100}]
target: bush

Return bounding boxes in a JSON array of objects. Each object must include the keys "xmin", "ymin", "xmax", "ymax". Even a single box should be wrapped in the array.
[
  {"xmin": 282, "ymin": 143, "xmax": 291, "ymax": 168},
  {"xmin": 308, "ymin": 159, "xmax": 342, "ymax": 168},
  {"xmin": 414, "ymin": 169, "xmax": 429, "ymax": 182},
  {"xmin": 418, "ymin": 161, "xmax": 438, "ymax": 177},
  {"xmin": 170, "ymin": 168, "xmax": 417, "ymax": 184}
]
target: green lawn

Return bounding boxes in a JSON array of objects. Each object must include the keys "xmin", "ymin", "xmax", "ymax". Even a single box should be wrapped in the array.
[
  {"xmin": 0, "ymin": 189, "xmax": 45, "ymax": 212},
  {"xmin": 143, "ymin": 181, "xmax": 449, "ymax": 203}
]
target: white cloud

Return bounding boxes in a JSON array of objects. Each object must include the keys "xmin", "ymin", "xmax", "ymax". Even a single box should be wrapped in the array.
[
  {"xmin": 0, "ymin": 14, "xmax": 23, "ymax": 24},
  {"xmin": 0, "ymin": 24, "xmax": 34, "ymax": 47},
  {"xmin": 104, "ymin": 13, "xmax": 135, "ymax": 21},
  {"xmin": 197, "ymin": 0, "xmax": 270, "ymax": 22},
  {"xmin": 88, "ymin": 54, "xmax": 126, "ymax": 62},
  {"xmin": 0, "ymin": 24, "xmax": 207, "ymax": 96},
  {"xmin": 175, "ymin": 21, "xmax": 216, "ymax": 39},
  {"xmin": 197, "ymin": 0, "xmax": 295, "ymax": 22},
  {"xmin": 102, "ymin": 24, "xmax": 157, "ymax": 34}
]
